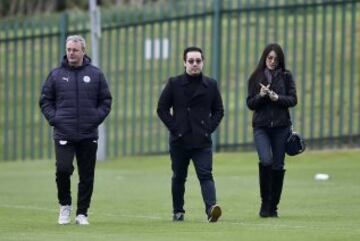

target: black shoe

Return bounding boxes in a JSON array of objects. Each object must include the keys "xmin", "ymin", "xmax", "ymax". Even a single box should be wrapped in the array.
[
  {"xmin": 173, "ymin": 212, "xmax": 184, "ymax": 222},
  {"xmin": 269, "ymin": 210, "xmax": 278, "ymax": 218},
  {"xmin": 259, "ymin": 203, "xmax": 270, "ymax": 218},
  {"xmin": 208, "ymin": 204, "xmax": 222, "ymax": 222}
]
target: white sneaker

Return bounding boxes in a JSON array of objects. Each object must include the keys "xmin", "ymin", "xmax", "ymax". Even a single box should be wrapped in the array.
[
  {"xmin": 58, "ymin": 205, "xmax": 71, "ymax": 225},
  {"xmin": 75, "ymin": 214, "xmax": 89, "ymax": 225}
]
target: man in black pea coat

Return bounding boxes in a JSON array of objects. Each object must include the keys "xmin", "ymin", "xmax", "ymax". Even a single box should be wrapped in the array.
[
  {"xmin": 39, "ymin": 35, "xmax": 112, "ymax": 225},
  {"xmin": 157, "ymin": 47, "xmax": 224, "ymax": 222}
]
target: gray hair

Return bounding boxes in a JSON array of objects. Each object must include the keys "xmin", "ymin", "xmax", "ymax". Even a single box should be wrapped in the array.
[{"xmin": 66, "ymin": 35, "xmax": 86, "ymax": 50}]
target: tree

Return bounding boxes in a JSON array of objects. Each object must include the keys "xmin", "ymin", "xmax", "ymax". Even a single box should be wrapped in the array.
[{"xmin": 0, "ymin": 0, "xmax": 166, "ymax": 17}]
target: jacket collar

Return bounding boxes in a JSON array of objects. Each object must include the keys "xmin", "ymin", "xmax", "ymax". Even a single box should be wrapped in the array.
[
  {"xmin": 61, "ymin": 54, "xmax": 92, "ymax": 69},
  {"xmin": 179, "ymin": 73, "xmax": 209, "ymax": 101},
  {"xmin": 180, "ymin": 72, "xmax": 209, "ymax": 88}
]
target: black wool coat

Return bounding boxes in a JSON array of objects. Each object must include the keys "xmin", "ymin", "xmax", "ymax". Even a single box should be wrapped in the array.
[{"xmin": 157, "ymin": 73, "xmax": 224, "ymax": 148}]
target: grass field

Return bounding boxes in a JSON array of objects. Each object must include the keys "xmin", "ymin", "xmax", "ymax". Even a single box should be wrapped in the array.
[{"xmin": 0, "ymin": 149, "xmax": 359, "ymax": 241}]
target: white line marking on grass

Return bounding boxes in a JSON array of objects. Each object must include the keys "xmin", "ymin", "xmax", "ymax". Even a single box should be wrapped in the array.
[
  {"xmin": 0, "ymin": 204, "xmax": 163, "ymax": 220},
  {"xmin": 226, "ymin": 221, "xmax": 359, "ymax": 234},
  {"xmin": 228, "ymin": 221, "xmax": 308, "ymax": 229},
  {"xmin": 2, "ymin": 204, "xmax": 359, "ymax": 233},
  {"xmin": 0, "ymin": 204, "xmax": 57, "ymax": 212},
  {"xmin": 100, "ymin": 213, "xmax": 162, "ymax": 220}
]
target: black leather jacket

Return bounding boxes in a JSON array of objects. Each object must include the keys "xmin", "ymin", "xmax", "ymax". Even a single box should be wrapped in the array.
[{"xmin": 246, "ymin": 70, "xmax": 297, "ymax": 128}]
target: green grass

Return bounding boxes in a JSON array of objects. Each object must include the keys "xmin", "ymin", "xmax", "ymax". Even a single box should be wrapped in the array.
[{"xmin": 0, "ymin": 149, "xmax": 359, "ymax": 241}]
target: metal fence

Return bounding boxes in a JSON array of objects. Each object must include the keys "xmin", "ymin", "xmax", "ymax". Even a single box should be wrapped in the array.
[{"xmin": 0, "ymin": 0, "xmax": 359, "ymax": 161}]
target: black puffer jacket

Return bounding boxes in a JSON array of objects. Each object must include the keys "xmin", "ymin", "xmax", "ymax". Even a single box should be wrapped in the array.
[
  {"xmin": 39, "ymin": 55, "xmax": 112, "ymax": 141},
  {"xmin": 246, "ymin": 70, "xmax": 297, "ymax": 128}
]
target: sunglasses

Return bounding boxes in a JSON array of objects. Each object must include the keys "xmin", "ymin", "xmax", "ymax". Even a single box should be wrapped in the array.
[
  {"xmin": 187, "ymin": 58, "xmax": 202, "ymax": 65},
  {"xmin": 267, "ymin": 55, "xmax": 278, "ymax": 62}
]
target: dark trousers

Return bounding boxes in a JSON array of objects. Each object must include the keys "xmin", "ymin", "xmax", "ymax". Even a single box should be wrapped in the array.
[
  {"xmin": 169, "ymin": 145, "xmax": 216, "ymax": 215},
  {"xmin": 54, "ymin": 139, "xmax": 98, "ymax": 216},
  {"xmin": 253, "ymin": 126, "xmax": 290, "ymax": 170}
]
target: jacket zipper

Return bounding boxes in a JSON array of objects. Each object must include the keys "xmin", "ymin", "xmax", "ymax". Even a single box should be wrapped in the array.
[
  {"xmin": 75, "ymin": 70, "xmax": 80, "ymax": 137},
  {"xmin": 270, "ymin": 103, "xmax": 274, "ymax": 127}
]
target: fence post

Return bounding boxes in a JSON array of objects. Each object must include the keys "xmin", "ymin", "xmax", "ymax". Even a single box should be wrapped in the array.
[
  {"xmin": 89, "ymin": 0, "xmax": 106, "ymax": 161},
  {"xmin": 59, "ymin": 12, "xmax": 68, "ymax": 59},
  {"xmin": 211, "ymin": 0, "xmax": 222, "ymax": 151}
]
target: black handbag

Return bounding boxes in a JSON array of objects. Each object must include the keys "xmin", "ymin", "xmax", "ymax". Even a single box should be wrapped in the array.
[{"xmin": 285, "ymin": 127, "xmax": 306, "ymax": 156}]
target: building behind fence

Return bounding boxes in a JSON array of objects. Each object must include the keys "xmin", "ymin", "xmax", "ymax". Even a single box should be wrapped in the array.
[{"xmin": 0, "ymin": 0, "xmax": 359, "ymax": 161}]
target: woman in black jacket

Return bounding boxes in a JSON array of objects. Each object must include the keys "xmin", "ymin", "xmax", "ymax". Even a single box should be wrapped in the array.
[{"xmin": 246, "ymin": 43, "xmax": 297, "ymax": 218}]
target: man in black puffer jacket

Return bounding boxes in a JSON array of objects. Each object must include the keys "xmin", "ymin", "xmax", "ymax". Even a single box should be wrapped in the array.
[{"xmin": 39, "ymin": 35, "xmax": 112, "ymax": 225}]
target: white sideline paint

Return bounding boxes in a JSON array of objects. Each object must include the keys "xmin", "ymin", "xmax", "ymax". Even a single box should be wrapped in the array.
[
  {"xmin": 0, "ymin": 204, "xmax": 162, "ymax": 220},
  {"xmin": 1, "ymin": 204, "xmax": 359, "ymax": 234},
  {"xmin": 1, "ymin": 204, "xmax": 56, "ymax": 212}
]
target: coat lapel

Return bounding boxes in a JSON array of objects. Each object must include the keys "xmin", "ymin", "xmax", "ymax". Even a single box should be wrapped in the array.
[
  {"xmin": 179, "ymin": 74, "xmax": 190, "ymax": 86},
  {"xmin": 191, "ymin": 75, "xmax": 208, "ymax": 100},
  {"xmin": 179, "ymin": 74, "xmax": 209, "ymax": 105}
]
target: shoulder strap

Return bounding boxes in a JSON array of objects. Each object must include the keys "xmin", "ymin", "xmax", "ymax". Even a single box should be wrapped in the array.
[{"xmin": 283, "ymin": 71, "xmax": 290, "ymax": 94}]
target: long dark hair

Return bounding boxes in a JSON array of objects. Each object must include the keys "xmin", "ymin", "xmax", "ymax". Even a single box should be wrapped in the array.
[{"xmin": 248, "ymin": 43, "xmax": 286, "ymax": 92}]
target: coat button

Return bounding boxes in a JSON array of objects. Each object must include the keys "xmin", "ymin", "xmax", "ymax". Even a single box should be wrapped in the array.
[
  {"xmin": 178, "ymin": 133, "xmax": 182, "ymax": 137},
  {"xmin": 205, "ymin": 133, "xmax": 208, "ymax": 137},
  {"xmin": 187, "ymin": 107, "xmax": 191, "ymax": 112},
  {"xmin": 201, "ymin": 120, "xmax": 205, "ymax": 124}
]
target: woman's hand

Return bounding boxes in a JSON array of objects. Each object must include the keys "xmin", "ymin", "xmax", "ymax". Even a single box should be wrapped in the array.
[
  {"xmin": 259, "ymin": 83, "xmax": 270, "ymax": 97},
  {"xmin": 269, "ymin": 90, "xmax": 279, "ymax": 101}
]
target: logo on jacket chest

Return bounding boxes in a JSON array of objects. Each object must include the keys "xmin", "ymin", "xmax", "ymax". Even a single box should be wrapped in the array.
[
  {"xmin": 60, "ymin": 75, "xmax": 91, "ymax": 84},
  {"xmin": 83, "ymin": 76, "xmax": 91, "ymax": 83}
]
